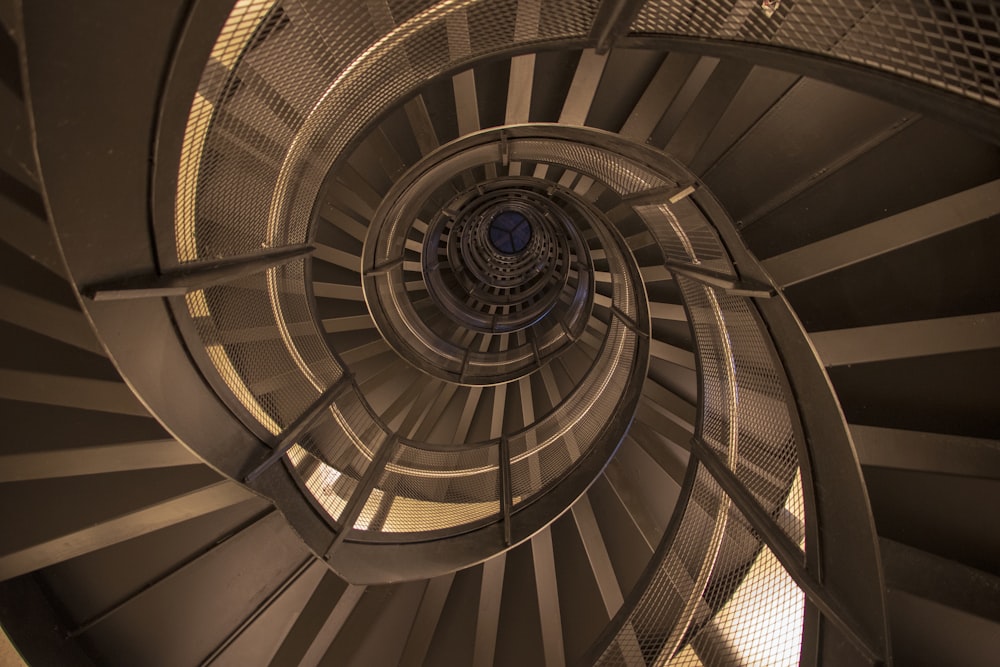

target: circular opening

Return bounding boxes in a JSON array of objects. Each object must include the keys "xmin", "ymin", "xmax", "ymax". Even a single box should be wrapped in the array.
[{"xmin": 488, "ymin": 210, "xmax": 533, "ymax": 254}]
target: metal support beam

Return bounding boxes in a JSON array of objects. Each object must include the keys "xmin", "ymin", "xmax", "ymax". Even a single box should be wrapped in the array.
[
  {"xmin": 265, "ymin": 570, "xmax": 353, "ymax": 667},
  {"xmin": 880, "ymin": 537, "xmax": 1000, "ymax": 624},
  {"xmin": 473, "ymin": 555, "xmax": 506, "ymax": 667},
  {"xmin": 398, "ymin": 573, "xmax": 456, "ymax": 667},
  {"xmin": 690, "ymin": 437, "xmax": 884, "ymax": 665},
  {"xmin": 558, "ymin": 49, "xmax": 607, "ymax": 126},
  {"xmin": 0, "ymin": 438, "xmax": 199, "ymax": 482},
  {"xmin": 84, "ymin": 244, "xmax": 313, "ymax": 300},
  {"xmin": 649, "ymin": 338, "xmax": 696, "ymax": 370},
  {"xmin": 0, "ymin": 285, "xmax": 103, "ymax": 354},
  {"xmin": 589, "ymin": 0, "xmax": 648, "ymax": 54},
  {"xmin": 665, "ymin": 260, "xmax": 775, "ymax": 297},
  {"xmin": 611, "ymin": 305, "xmax": 647, "ymax": 337},
  {"xmin": 531, "ymin": 528, "xmax": 566, "ymax": 667},
  {"xmin": 763, "ymin": 179, "xmax": 1000, "ymax": 287},
  {"xmin": 299, "ymin": 585, "xmax": 366, "ymax": 666},
  {"xmin": 810, "ymin": 312, "xmax": 1000, "ymax": 366},
  {"xmin": 244, "ymin": 374, "xmax": 354, "ymax": 483},
  {"xmin": 850, "ymin": 425, "xmax": 1000, "ymax": 479},
  {"xmin": 68, "ymin": 507, "xmax": 274, "ymax": 638},
  {"xmin": 324, "ymin": 435, "xmax": 398, "ymax": 558},
  {"xmin": 200, "ymin": 556, "xmax": 316, "ymax": 667},
  {"xmin": 0, "ymin": 369, "xmax": 149, "ymax": 416},
  {"xmin": 0, "ymin": 481, "xmax": 256, "ymax": 580}
]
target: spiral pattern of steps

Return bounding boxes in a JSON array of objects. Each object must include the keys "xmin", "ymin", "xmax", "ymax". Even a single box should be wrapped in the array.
[{"xmin": 1, "ymin": 1, "xmax": 999, "ymax": 666}]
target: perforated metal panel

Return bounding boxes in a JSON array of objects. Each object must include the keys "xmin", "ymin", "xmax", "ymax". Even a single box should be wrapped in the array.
[
  {"xmin": 597, "ymin": 466, "xmax": 806, "ymax": 666},
  {"xmin": 633, "ymin": 0, "xmax": 1000, "ymax": 108},
  {"xmin": 353, "ymin": 441, "xmax": 502, "ymax": 533},
  {"xmin": 679, "ymin": 276, "xmax": 803, "ymax": 548}
]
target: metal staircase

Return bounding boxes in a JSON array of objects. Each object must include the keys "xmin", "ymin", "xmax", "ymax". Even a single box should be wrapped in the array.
[{"xmin": 1, "ymin": 1, "xmax": 998, "ymax": 665}]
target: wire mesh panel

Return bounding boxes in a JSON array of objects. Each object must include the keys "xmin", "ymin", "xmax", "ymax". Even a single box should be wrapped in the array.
[
  {"xmin": 634, "ymin": 199, "xmax": 735, "ymax": 276},
  {"xmin": 509, "ymin": 318, "xmax": 638, "ymax": 502},
  {"xmin": 353, "ymin": 441, "xmax": 502, "ymax": 532},
  {"xmin": 597, "ymin": 467, "xmax": 806, "ymax": 666},
  {"xmin": 287, "ymin": 385, "xmax": 387, "ymax": 522},
  {"xmin": 510, "ymin": 139, "xmax": 671, "ymax": 196},
  {"xmin": 185, "ymin": 260, "xmax": 342, "ymax": 435},
  {"xmin": 668, "ymin": 518, "xmax": 805, "ymax": 667},
  {"xmin": 678, "ymin": 276, "xmax": 803, "ymax": 550},
  {"xmin": 632, "ymin": 0, "xmax": 1000, "ymax": 108}
]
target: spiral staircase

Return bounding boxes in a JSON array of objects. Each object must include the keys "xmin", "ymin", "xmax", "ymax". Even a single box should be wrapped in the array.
[{"xmin": 1, "ymin": 1, "xmax": 999, "ymax": 665}]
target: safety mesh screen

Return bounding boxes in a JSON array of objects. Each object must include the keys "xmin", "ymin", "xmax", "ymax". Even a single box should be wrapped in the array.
[
  {"xmin": 511, "ymin": 139, "xmax": 671, "ymax": 195},
  {"xmin": 186, "ymin": 260, "xmax": 341, "ymax": 434},
  {"xmin": 353, "ymin": 441, "xmax": 501, "ymax": 532},
  {"xmin": 288, "ymin": 389, "xmax": 387, "ymax": 522},
  {"xmin": 677, "ymin": 276, "xmax": 802, "ymax": 550},
  {"xmin": 597, "ymin": 466, "xmax": 805, "ymax": 666},
  {"xmin": 632, "ymin": 0, "xmax": 1000, "ymax": 108},
  {"xmin": 634, "ymin": 198, "xmax": 735, "ymax": 276},
  {"xmin": 177, "ymin": 0, "xmax": 602, "ymax": 536},
  {"xmin": 667, "ymin": 526, "xmax": 806, "ymax": 667},
  {"xmin": 510, "ymin": 318, "xmax": 637, "ymax": 502}
]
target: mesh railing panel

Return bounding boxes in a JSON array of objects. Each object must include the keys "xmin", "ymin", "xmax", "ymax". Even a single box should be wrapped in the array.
[
  {"xmin": 510, "ymin": 139, "xmax": 671, "ymax": 196},
  {"xmin": 288, "ymin": 390, "xmax": 387, "ymax": 522},
  {"xmin": 185, "ymin": 261, "xmax": 341, "ymax": 434},
  {"xmin": 509, "ymin": 318, "xmax": 637, "ymax": 502},
  {"xmin": 667, "ymin": 526, "xmax": 805, "ymax": 667},
  {"xmin": 353, "ymin": 441, "xmax": 502, "ymax": 533},
  {"xmin": 677, "ymin": 275, "xmax": 803, "ymax": 550},
  {"xmin": 633, "ymin": 0, "xmax": 1000, "ymax": 108},
  {"xmin": 634, "ymin": 199, "xmax": 735, "ymax": 276},
  {"xmin": 597, "ymin": 467, "xmax": 806, "ymax": 666}
]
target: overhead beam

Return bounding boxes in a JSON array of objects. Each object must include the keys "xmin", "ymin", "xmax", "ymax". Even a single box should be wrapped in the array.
[
  {"xmin": 764, "ymin": 179, "xmax": 1000, "ymax": 287},
  {"xmin": 201, "ymin": 556, "xmax": 317, "ymax": 666},
  {"xmin": 531, "ymin": 528, "xmax": 566, "ymax": 667},
  {"xmin": 299, "ymin": 585, "xmax": 366, "ymax": 666},
  {"xmin": 810, "ymin": 312, "xmax": 1000, "ymax": 366},
  {"xmin": 881, "ymin": 537, "xmax": 1000, "ymax": 624},
  {"xmin": 473, "ymin": 555, "xmax": 505, "ymax": 667},
  {"xmin": 571, "ymin": 496, "xmax": 624, "ymax": 616},
  {"xmin": 851, "ymin": 425, "xmax": 1000, "ymax": 479},
  {"xmin": 589, "ymin": 0, "xmax": 647, "ymax": 54},
  {"xmin": 558, "ymin": 49, "xmax": 607, "ymax": 126},
  {"xmin": 0, "ymin": 439, "xmax": 199, "ymax": 482},
  {"xmin": 0, "ymin": 481, "xmax": 256, "ymax": 580},
  {"xmin": 266, "ymin": 570, "xmax": 352, "ymax": 667},
  {"xmin": 649, "ymin": 338, "xmax": 696, "ymax": 370},
  {"xmin": 0, "ymin": 285, "xmax": 103, "ymax": 354},
  {"xmin": 0, "ymin": 369, "xmax": 149, "ymax": 416},
  {"xmin": 398, "ymin": 573, "xmax": 456, "ymax": 667}
]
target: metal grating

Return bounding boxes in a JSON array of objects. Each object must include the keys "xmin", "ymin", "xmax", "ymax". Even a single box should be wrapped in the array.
[
  {"xmin": 510, "ymin": 138, "xmax": 671, "ymax": 195},
  {"xmin": 677, "ymin": 275, "xmax": 803, "ymax": 550},
  {"xmin": 353, "ymin": 441, "xmax": 502, "ymax": 533},
  {"xmin": 185, "ymin": 260, "xmax": 340, "ymax": 435},
  {"xmin": 509, "ymin": 317, "xmax": 637, "ymax": 502},
  {"xmin": 634, "ymin": 199, "xmax": 735, "ymax": 276},
  {"xmin": 288, "ymin": 390, "xmax": 387, "ymax": 522},
  {"xmin": 632, "ymin": 0, "xmax": 1000, "ymax": 108},
  {"xmin": 597, "ymin": 466, "xmax": 805, "ymax": 666}
]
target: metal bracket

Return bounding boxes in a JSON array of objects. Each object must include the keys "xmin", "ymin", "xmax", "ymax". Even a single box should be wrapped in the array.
[
  {"xmin": 84, "ymin": 244, "xmax": 314, "ymax": 300},
  {"xmin": 590, "ymin": 0, "xmax": 648, "ymax": 54},
  {"xmin": 244, "ymin": 373, "xmax": 355, "ymax": 484},
  {"xmin": 665, "ymin": 260, "xmax": 776, "ymax": 298},
  {"xmin": 324, "ymin": 433, "xmax": 399, "ymax": 559}
]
